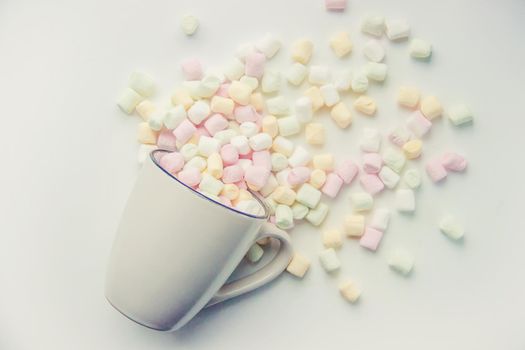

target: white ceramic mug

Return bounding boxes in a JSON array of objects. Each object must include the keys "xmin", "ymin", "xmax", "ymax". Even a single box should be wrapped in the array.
[{"xmin": 105, "ymin": 150, "xmax": 293, "ymax": 331}]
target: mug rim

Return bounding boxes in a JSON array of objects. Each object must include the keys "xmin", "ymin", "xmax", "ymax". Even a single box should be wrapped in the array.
[{"xmin": 150, "ymin": 149, "xmax": 269, "ymax": 220}]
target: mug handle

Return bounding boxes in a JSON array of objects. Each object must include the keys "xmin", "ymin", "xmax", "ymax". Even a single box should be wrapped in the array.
[{"xmin": 205, "ymin": 222, "xmax": 293, "ymax": 307}]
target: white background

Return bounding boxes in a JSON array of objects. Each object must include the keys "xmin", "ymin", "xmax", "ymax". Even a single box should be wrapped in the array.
[{"xmin": 1, "ymin": 0, "xmax": 525, "ymax": 349}]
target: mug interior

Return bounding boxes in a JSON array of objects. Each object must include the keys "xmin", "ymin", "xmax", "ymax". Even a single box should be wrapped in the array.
[{"xmin": 151, "ymin": 149, "xmax": 269, "ymax": 220}]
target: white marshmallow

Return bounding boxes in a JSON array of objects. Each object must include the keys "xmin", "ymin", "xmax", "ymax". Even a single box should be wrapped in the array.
[
  {"xmin": 378, "ymin": 166, "xmax": 400, "ymax": 189},
  {"xmin": 137, "ymin": 144, "xmax": 157, "ymax": 165},
  {"xmin": 286, "ymin": 63, "xmax": 308, "ymax": 86},
  {"xmin": 385, "ymin": 19, "xmax": 410, "ymax": 40},
  {"xmin": 214, "ymin": 129, "xmax": 238, "ymax": 146},
  {"xmin": 255, "ymin": 33, "xmax": 281, "ymax": 58},
  {"xmin": 129, "ymin": 71, "xmax": 155, "ymax": 97},
  {"xmin": 382, "ymin": 148, "xmax": 406, "ymax": 173},
  {"xmin": 235, "ymin": 42, "xmax": 256, "ymax": 62},
  {"xmin": 272, "ymin": 136, "xmax": 295, "ymax": 157},
  {"xmin": 237, "ymin": 159, "xmax": 253, "ymax": 172},
  {"xmin": 365, "ymin": 62, "xmax": 387, "ymax": 81},
  {"xmin": 291, "ymin": 202, "xmax": 309, "ymax": 220},
  {"xmin": 239, "ymin": 121, "xmax": 259, "ymax": 137},
  {"xmin": 277, "ymin": 116, "xmax": 301, "ymax": 137},
  {"xmin": 351, "ymin": 73, "xmax": 369, "ymax": 93},
  {"xmin": 261, "ymin": 70, "xmax": 281, "ymax": 93},
  {"xmin": 275, "ymin": 169, "xmax": 291, "ymax": 187},
  {"xmin": 295, "ymin": 97, "xmax": 313, "ymax": 123},
  {"xmin": 333, "ymin": 69, "xmax": 353, "ymax": 91},
  {"xmin": 361, "ymin": 15, "xmax": 385, "ymax": 37},
  {"xmin": 275, "ymin": 204, "xmax": 294, "ymax": 230},
  {"xmin": 148, "ymin": 110, "xmax": 165, "ymax": 131},
  {"xmin": 439, "ymin": 215, "xmax": 464, "ymax": 240},
  {"xmin": 197, "ymin": 75, "xmax": 220, "ymax": 98},
  {"xmin": 363, "ymin": 40, "xmax": 385, "ymax": 62},
  {"xmin": 183, "ymin": 80, "xmax": 202, "ymax": 99},
  {"xmin": 246, "ymin": 243, "xmax": 264, "ymax": 263},
  {"xmin": 224, "ymin": 58, "xmax": 245, "ymax": 81},
  {"xmin": 389, "ymin": 126, "xmax": 411, "ymax": 146},
  {"xmin": 230, "ymin": 135, "xmax": 251, "ymax": 155},
  {"xmin": 271, "ymin": 152, "xmax": 289, "ymax": 172},
  {"xmin": 296, "ymin": 183, "xmax": 322, "ymax": 209},
  {"xmin": 396, "ymin": 189, "xmax": 415, "ymax": 212},
  {"xmin": 351, "ymin": 192, "xmax": 374, "ymax": 212},
  {"xmin": 448, "ymin": 104, "xmax": 473, "ymax": 126},
  {"xmin": 266, "ymin": 96, "xmax": 290, "ymax": 116},
  {"xmin": 187, "ymin": 100, "xmax": 210, "ymax": 124},
  {"xmin": 308, "ymin": 66, "xmax": 331, "ymax": 85},
  {"xmin": 403, "ymin": 168, "xmax": 422, "ymax": 189},
  {"xmin": 198, "ymin": 136, "xmax": 221, "ymax": 157},
  {"xmin": 410, "ymin": 38, "xmax": 432, "ymax": 59},
  {"xmin": 260, "ymin": 174, "xmax": 279, "ymax": 197},
  {"xmin": 181, "ymin": 14, "xmax": 199, "ymax": 35},
  {"xmin": 249, "ymin": 133, "xmax": 273, "ymax": 151},
  {"xmin": 185, "ymin": 156, "xmax": 207, "ymax": 171},
  {"xmin": 205, "ymin": 68, "xmax": 226, "ymax": 84},
  {"xmin": 305, "ymin": 202, "xmax": 329, "ymax": 226},
  {"xmin": 240, "ymin": 76, "xmax": 259, "ymax": 91},
  {"xmin": 180, "ymin": 143, "xmax": 198, "ymax": 161},
  {"xmin": 117, "ymin": 88, "xmax": 143, "ymax": 114},
  {"xmin": 370, "ymin": 208, "xmax": 390, "ymax": 231},
  {"xmin": 318, "ymin": 248, "xmax": 340, "ymax": 272},
  {"xmin": 360, "ymin": 128, "xmax": 381, "ymax": 152},
  {"xmin": 164, "ymin": 105, "xmax": 187, "ymax": 129},
  {"xmin": 388, "ymin": 249, "xmax": 414, "ymax": 275},
  {"xmin": 199, "ymin": 173, "xmax": 224, "ymax": 196},
  {"xmin": 320, "ymin": 84, "xmax": 340, "ymax": 107},
  {"xmin": 288, "ymin": 146, "xmax": 312, "ymax": 167}
]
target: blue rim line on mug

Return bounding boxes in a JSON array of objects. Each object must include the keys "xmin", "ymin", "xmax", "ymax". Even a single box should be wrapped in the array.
[{"xmin": 150, "ymin": 149, "xmax": 270, "ymax": 220}]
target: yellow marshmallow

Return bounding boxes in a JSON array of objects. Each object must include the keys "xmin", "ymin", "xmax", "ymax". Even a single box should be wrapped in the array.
[
  {"xmin": 323, "ymin": 229, "xmax": 343, "ymax": 249},
  {"xmin": 250, "ymin": 92, "xmax": 265, "ymax": 112},
  {"xmin": 262, "ymin": 115, "xmax": 279, "ymax": 138},
  {"xmin": 286, "ymin": 253, "xmax": 310, "ymax": 278},
  {"xmin": 210, "ymin": 96, "xmax": 234, "ymax": 116},
  {"xmin": 171, "ymin": 88, "xmax": 193, "ymax": 110},
  {"xmin": 398, "ymin": 86, "xmax": 421, "ymax": 108},
  {"xmin": 344, "ymin": 214, "xmax": 365, "ymax": 237},
  {"xmin": 339, "ymin": 280, "xmax": 361, "ymax": 303},
  {"xmin": 403, "ymin": 139, "xmax": 423, "ymax": 159},
  {"xmin": 221, "ymin": 184, "xmax": 240, "ymax": 200},
  {"xmin": 137, "ymin": 122, "xmax": 158, "ymax": 144},
  {"xmin": 420, "ymin": 95, "xmax": 443, "ymax": 120},
  {"xmin": 228, "ymin": 81, "xmax": 252, "ymax": 105},
  {"xmin": 207, "ymin": 152, "xmax": 223, "ymax": 179},
  {"xmin": 304, "ymin": 86, "xmax": 324, "ymax": 112},
  {"xmin": 291, "ymin": 39, "xmax": 314, "ymax": 64},
  {"xmin": 136, "ymin": 100, "xmax": 156, "ymax": 121},
  {"xmin": 353, "ymin": 95, "xmax": 377, "ymax": 115},
  {"xmin": 330, "ymin": 102, "xmax": 352, "ymax": 128},
  {"xmin": 309, "ymin": 169, "xmax": 327, "ymax": 189},
  {"xmin": 232, "ymin": 189, "xmax": 253, "ymax": 206},
  {"xmin": 313, "ymin": 154, "xmax": 334, "ymax": 171},
  {"xmin": 305, "ymin": 123, "xmax": 326, "ymax": 145},
  {"xmin": 272, "ymin": 186, "xmax": 297, "ymax": 206},
  {"xmin": 329, "ymin": 31, "xmax": 353, "ymax": 58}
]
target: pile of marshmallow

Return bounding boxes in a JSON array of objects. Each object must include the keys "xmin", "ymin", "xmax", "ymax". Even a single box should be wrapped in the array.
[{"xmin": 117, "ymin": 13, "xmax": 471, "ymax": 303}]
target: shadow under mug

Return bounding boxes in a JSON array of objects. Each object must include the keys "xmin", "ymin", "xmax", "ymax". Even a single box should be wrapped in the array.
[{"xmin": 105, "ymin": 150, "xmax": 293, "ymax": 331}]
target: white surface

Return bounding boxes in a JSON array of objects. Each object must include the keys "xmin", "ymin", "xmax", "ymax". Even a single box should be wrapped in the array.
[{"xmin": 1, "ymin": 0, "xmax": 525, "ymax": 349}]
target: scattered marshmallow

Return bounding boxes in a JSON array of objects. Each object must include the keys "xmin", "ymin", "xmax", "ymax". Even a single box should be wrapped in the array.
[
  {"xmin": 288, "ymin": 146, "xmax": 312, "ymax": 167},
  {"xmin": 329, "ymin": 31, "xmax": 353, "ymax": 57},
  {"xmin": 128, "ymin": 71, "xmax": 155, "ymax": 97},
  {"xmin": 198, "ymin": 135, "xmax": 221, "ymax": 157},
  {"xmin": 389, "ymin": 126, "xmax": 411, "ymax": 147},
  {"xmin": 164, "ymin": 105, "xmax": 188, "ymax": 129},
  {"xmin": 388, "ymin": 249, "xmax": 414, "ymax": 275},
  {"xmin": 313, "ymin": 154, "xmax": 334, "ymax": 171},
  {"xmin": 403, "ymin": 168, "xmax": 422, "ymax": 189},
  {"xmin": 335, "ymin": 160, "xmax": 358, "ymax": 184},
  {"xmin": 351, "ymin": 73, "xmax": 369, "ymax": 94},
  {"xmin": 262, "ymin": 115, "xmax": 279, "ymax": 137},
  {"xmin": 171, "ymin": 88, "xmax": 193, "ymax": 110},
  {"xmin": 272, "ymin": 136, "xmax": 295, "ymax": 156},
  {"xmin": 309, "ymin": 66, "xmax": 331, "ymax": 85},
  {"xmin": 295, "ymin": 97, "xmax": 314, "ymax": 123},
  {"xmin": 286, "ymin": 253, "xmax": 310, "ymax": 278},
  {"xmin": 320, "ymin": 84, "xmax": 340, "ymax": 107},
  {"xmin": 278, "ymin": 116, "xmax": 301, "ymax": 137},
  {"xmin": 425, "ymin": 158, "xmax": 448, "ymax": 182},
  {"xmin": 305, "ymin": 123, "xmax": 326, "ymax": 145},
  {"xmin": 360, "ymin": 128, "xmax": 381, "ymax": 152},
  {"xmin": 240, "ymin": 121, "xmax": 259, "ymax": 137},
  {"xmin": 365, "ymin": 62, "xmax": 387, "ymax": 82},
  {"xmin": 378, "ymin": 166, "xmax": 400, "ymax": 189},
  {"xmin": 322, "ymin": 173, "xmax": 344, "ymax": 198},
  {"xmin": 385, "ymin": 19, "xmax": 410, "ymax": 40},
  {"xmin": 286, "ymin": 63, "xmax": 308, "ymax": 86},
  {"xmin": 403, "ymin": 139, "xmax": 423, "ymax": 159},
  {"xmin": 351, "ymin": 192, "xmax": 374, "ymax": 212},
  {"xmin": 181, "ymin": 58, "xmax": 203, "ymax": 81},
  {"xmin": 319, "ymin": 248, "xmax": 341, "ymax": 272},
  {"xmin": 291, "ymin": 202, "xmax": 309, "ymax": 220},
  {"xmin": 309, "ymin": 169, "xmax": 327, "ymax": 189},
  {"xmin": 224, "ymin": 58, "xmax": 245, "ymax": 81},
  {"xmin": 199, "ymin": 173, "xmax": 224, "ymax": 196},
  {"xmin": 117, "ymin": 88, "xmax": 143, "ymax": 114},
  {"xmin": 361, "ymin": 15, "xmax": 385, "ymax": 37},
  {"xmin": 406, "ymin": 111, "xmax": 432, "ymax": 138},
  {"xmin": 410, "ymin": 38, "xmax": 432, "ymax": 59},
  {"xmin": 330, "ymin": 102, "xmax": 352, "ymax": 128},
  {"xmin": 370, "ymin": 208, "xmax": 390, "ymax": 231},
  {"xmin": 360, "ymin": 174, "xmax": 385, "ymax": 195},
  {"xmin": 354, "ymin": 95, "xmax": 377, "ymax": 115},
  {"xmin": 180, "ymin": 143, "xmax": 199, "ymax": 161},
  {"xmin": 359, "ymin": 227, "xmax": 384, "ymax": 251},
  {"xmin": 240, "ymin": 76, "xmax": 259, "ymax": 91},
  {"xmin": 304, "ymin": 86, "xmax": 325, "ymax": 111},
  {"xmin": 344, "ymin": 214, "xmax": 365, "ymax": 237},
  {"xmin": 398, "ymin": 86, "xmax": 421, "ymax": 108},
  {"xmin": 296, "ymin": 183, "xmax": 322, "ymax": 208},
  {"xmin": 325, "ymin": 0, "xmax": 347, "ymax": 11},
  {"xmin": 230, "ymin": 135, "xmax": 251, "ymax": 155},
  {"xmin": 291, "ymin": 39, "xmax": 314, "ymax": 64},
  {"xmin": 228, "ymin": 81, "xmax": 252, "ymax": 105},
  {"xmin": 334, "ymin": 69, "xmax": 353, "ymax": 91},
  {"xmin": 339, "ymin": 280, "xmax": 361, "ymax": 303},
  {"xmin": 441, "ymin": 152, "xmax": 467, "ymax": 172},
  {"xmin": 323, "ymin": 229, "xmax": 343, "ymax": 249},
  {"xmin": 439, "ymin": 215, "xmax": 465, "ymax": 240},
  {"xmin": 305, "ymin": 202, "xmax": 329, "ymax": 226},
  {"xmin": 448, "ymin": 104, "xmax": 473, "ymax": 126},
  {"xmin": 255, "ymin": 33, "xmax": 281, "ymax": 58},
  {"xmin": 288, "ymin": 166, "xmax": 311, "ymax": 187},
  {"xmin": 362, "ymin": 153, "xmax": 382, "ymax": 174},
  {"xmin": 249, "ymin": 133, "xmax": 273, "ymax": 151},
  {"xmin": 266, "ymin": 96, "xmax": 290, "ymax": 116},
  {"xmin": 137, "ymin": 122, "xmax": 157, "ymax": 144},
  {"xmin": 272, "ymin": 186, "xmax": 296, "ymax": 206},
  {"xmin": 363, "ymin": 40, "xmax": 385, "ymax": 62},
  {"xmin": 261, "ymin": 70, "xmax": 281, "ymax": 93},
  {"xmin": 271, "ymin": 152, "xmax": 289, "ymax": 172},
  {"xmin": 181, "ymin": 14, "xmax": 199, "ymax": 35},
  {"xmin": 420, "ymin": 96, "xmax": 443, "ymax": 120},
  {"xmin": 382, "ymin": 148, "xmax": 406, "ymax": 173},
  {"xmin": 275, "ymin": 204, "xmax": 294, "ymax": 229},
  {"xmin": 396, "ymin": 189, "xmax": 415, "ymax": 212},
  {"xmin": 136, "ymin": 100, "xmax": 155, "ymax": 121}
]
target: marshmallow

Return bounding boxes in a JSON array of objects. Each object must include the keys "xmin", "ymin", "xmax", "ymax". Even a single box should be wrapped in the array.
[
  {"xmin": 216, "ymin": 83, "xmax": 231, "ymax": 98},
  {"xmin": 291, "ymin": 202, "xmax": 309, "ymax": 220},
  {"xmin": 137, "ymin": 122, "xmax": 157, "ymax": 144},
  {"xmin": 425, "ymin": 158, "xmax": 448, "ymax": 182},
  {"xmin": 221, "ymin": 183, "xmax": 240, "ymax": 200},
  {"xmin": 246, "ymin": 243, "xmax": 264, "ymax": 263},
  {"xmin": 339, "ymin": 280, "xmax": 361, "ymax": 303},
  {"xmin": 304, "ymin": 86, "xmax": 325, "ymax": 112},
  {"xmin": 313, "ymin": 154, "xmax": 334, "ymax": 171},
  {"xmin": 228, "ymin": 81, "xmax": 252, "ymax": 105},
  {"xmin": 448, "ymin": 104, "xmax": 473, "ymax": 126},
  {"xmin": 117, "ymin": 88, "xmax": 143, "ymax": 114},
  {"xmin": 323, "ymin": 229, "xmax": 343, "ymax": 249},
  {"xmin": 382, "ymin": 148, "xmax": 406, "ymax": 173},
  {"xmin": 403, "ymin": 139, "xmax": 423, "ymax": 159},
  {"xmin": 204, "ymin": 114, "xmax": 229, "ymax": 136},
  {"xmin": 275, "ymin": 205, "xmax": 294, "ymax": 230},
  {"xmin": 199, "ymin": 173, "xmax": 224, "ymax": 196},
  {"xmin": 249, "ymin": 133, "xmax": 273, "ymax": 151},
  {"xmin": 385, "ymin": 19, "xmax": 410, "ymax": 40},
  {"xmin": 230, "ymin": 135, "xmax": 251, "ymax": 155},
  {"xmin": 287, "ymin": 167, "xmax": 311, "ymax": 187},
  {"xmin": 240, "ymin": 121, "xmax": 259, "ymax": 137},
  {"xmin": 329, "ymin": 31, "xmax": 352, "ymax": 57},
  {"xmin": 272, "ymin": 186, "xmax": 296, "ymax": 206},
  {"xmin": 365, "ymin": 62, "xmax": 387, "ymax": 82},
  {"xmin": 171, "ymin": 88, "xmax": 193, "ymax": 110},
  {"xmin": 262, "ymin": 115, "xmax": 279, "ymax": 137},
  {"xmin": 360, "ymin": 128, "xmax": 381, "ymax": 152},
  {"xmin": 198, "ymin": 136, "xmax": 221, "ymax": 157},
  {"xmin": 272, "ymin": 136, "xmax": 294, "ymax": 157},
  {"xmin": 410, "ymin": 38, "xmax": 432, "ymax": 59},
  {"xmin": 288, "ymin": 146, "xmax": 312, "ymax": 167},
  {"xmin": 277, "ymin": 116, "xmax": 301, "ymax": 137},
  {"xmin": 330, "ymin": 102, "xmax": 352, "ymax": 128},
  {"xmin": 296, "ymin": 183, "xmax": 322, "ymax": 208},
  {"xmin": 236, "ymin": 199, "xmax": 264, "ymax": 216},
  {"xmin": 197, "ymin": 75, "xmax": 220, "ymax": 98},
  {"xmin": 164, "ymin": 105, "xmax": 187, "ymax": 129},
  {"xmin": 244, "ymin": 52, "xmax": 266, "ymax": 79},
  {"xmin": 334, "ymin": 69, "xmax": 353, "ymax": 91},
  {"xmin": 266, "ymin": 96, "xmax": 290, "ymax": 116},
  {"xmin": 388, "ymin": 249, "xmax": 414, "ymax": 275},
  {"xmin": 378, "ymin": 166, "xmax": 400, "ymax": 189},
  {"xmin": 325, "ymin": 0, "xmax": 346, "ymax": 11},
  {"xmin": 403, "ymin": 169, "xmax": 422, "ymax": 189},
  {"xmin": 137, "ymin": 144, "xmax": 157, "ymax": 165},
  {"xmin": 275, "ymin": 169, "xmax": 291, "ymax": 186},
  {"xmin": 362, "ymin": 153, "xmax": 382, "ymax": 174},
  {"xmin": 236, "ymin": 42, "xmax": 256, "ymax": 62},
  {"xmin": 396, "ymin": 189, "xmax": 415, "ymax": 212},
  {"xmin": 234, "ymin": 105, "xmax": 258, "ymax": 123},
  {"xmin": 308, "ymin": 66, "xmax": 331, "ymax": 85},
  {"xmin": 439, "ymin": 215, "xmax": 464, "ymax": 240},
  {"xmin": 207, "ymin": 152, "xmax": 223, "ymax": 179},
  {"xmin": 181, "ymin": 58, "xmax": 203, "ymax": 81},
  {"xmin": 354, "ymin": 95, "xmax": 377, "ymax": 115},
  {"xmin": 250, "ymin": 93, "xmax": 265, "ymax": 112},
  {"xmin": 177, "ymin": 167, "xmax": 201, "ymax": 187},
  {"xmin": 370, "ymin": 209, "xmax": 390, "ymax": 231},
  {"xmin": 128, "ymin": 71, "xmax": 155, "ymax": 97},
  {"xmin": 157, "ymin": 129, "xmax": 177, "ymax": 151},
  {"xmin": 344, "ymin": 214, "xmax": 365, "ymax": 237},
  {"xmin": 214, "ymin": 129, "xmax": 238, "ymax": 146},
  {"xmin": 261, "ymin": 70, "xmax": 281, "ymax": 93},
  {"xmin": 335, "ymin": 160, "xmax": 358, "ymax": 184},
  {"xmin": 222, "ymin": 165, "xmax": 244, "ymax": 183},
  {"xmin": 286, "ymin": 253, "xmax": 310, "ymax": 278},
  {"xmin": 361, "ymin": 15, "xmax": 385, "ymax": 37},
  {"xmin": 360, "ymin": 174, "xmax": 385, "ymax": 195},
  {"xmin": 271, "ymin": 152, "xmax": 289, "ymax": 172},
  {"xmin": 291, "ymin": 39, "xmax": 314, "ymax": 64},
  {"xmin": 322, "ymin": 173, "xmax": 344, "ymax": 198},
  {"xmin": 286, "ymin": 63, "xmax": 308, "ymax": 86},
  {"xmin": 240, "ymin": 76, "xmax": 259, "ymax": 91},
  {"xmin": 318, "ymin": 248, "xmax": 340, "ymax": 272},
  {"xmin": 295, "ymin": 97, "xmax": 313, "ymax": 123},
  {"xmin": 305, "ymin": 202, "xmax": 329, "ymax": 226},
  {"xmin": 159, "ymin": 152, "xmax": 185, "ymax": 174},
  {"xmin": 359, "ymin": 227, "xmax": 384, "ymax": 251},
  {"xmin": 148, "ymin": 110, "xmax": 165, "ymax": 131},
  {"xmin": 441, "ymin": 152, "xmax": 467, "ymax": 172},
  {"xmin": 188, "ymin": 100, "xmax": 210, "ymax": 124},
  {"xmin": 259, "ymin": 174, "xmax": 278, "ymax": 197},
  {"xmin": 183, "ymin": 80, "xmax": 202, "ymax": 100},
  {"xmin": 244, "ymin": 166, "xmax": 271, "ymax": 191},
  {"xmin": 224, "ymin": 58, "xmax": 245, "ymax": 81},
  {"xmin": 181, "ymin": 14, "xmax": 199, "ymax": 35},
  {"xmin": 305, "ymin": 123, "xmax": 326, "ymax": 145},
  {"xmin": 136, "ymin": 100, "xmax": 155, "ymax": 121},
  {"xmin": 363, "ymin": 40, "xmax": 385, "ymax": 62},
  {"xmin": 309, "ymin": 169, "xmax": 327, "ymax": 189},
  {"xmin": 351, "ymin": 73, "xmax": 369, "ymax": 93},
  {"xmin": 184, "ymin": 156, "xmax": 207, "ymax": 171},
  {"xmin": 351, "ymin": 192, "xmax": 374, "ymax": 212},
  {"xmin": 407, "ymin": 111, "xmax": 432, "ymax": 138},
  {"xmin": 255, "ymin": 33, "xmax": 281, "ymax": 58},
  {"xmin": 180, "ymin": 143, "xmax": 198, "ymax": 161},
  {"xmin": 320, "ymin": 84, "xmax": 340, "ymax": 107},
  {"xmin": 389, "ymin": 126, "xmax": 411, "ymax": 147},
  {"xmin": 398, "ymin": 86, "xmax": 421, "ymax": 108},
  {"xmin": 420, "ymin": 96, "xmax": 443, "ymax": 120}
]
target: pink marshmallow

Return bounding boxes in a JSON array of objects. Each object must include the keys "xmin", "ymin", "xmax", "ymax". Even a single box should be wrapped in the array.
[
  {"xmin": 157, "ymin": 129, "xmax": 177, "ymax": 151},
  {"xmin": 222, "ymin": 165, "xmax": 244, "ymax": 184},
  {"xmin": 180, "ymin": 58, "xmax": 203, "ymax": 81},
  {"xmin": 216, "ymin": 83, "xmax": 231, "ymax": 97},
  {"xmin": 322, "ymin": 173, "xmax": 344, "ymax": 198},
  {"xmin": 244, "ymin": 165, "xmax": 270, "ymax": 190},
  {"xmin": 325, "ymin": 0, "xmax": 346, "ymax": 11},
  {"xmin": 235, "ymin": 180, "xmax": 248, "ymax": 190},
  {"xmin": 244, "ymin": 52, "xmax": 266, "ymax": 79},
  {"xmin": 239, "ymin": 150, "xmax": 253, "ymax": 160},
  {"xmin": 252, "ymin": 150, "xmax": 272, "ymax": 170},
  {"xmin": 360, "ymin": 174, "xmax": 385, "ymax": 195},
  {"xmin": 177, "ymin": 167, "xmax": 201, "ymax": 187},
  {"xmin": 287, "ymin": 167, "xmax": 312, "ymax": 187},
  {"xmin": 441, "ymin": 152, "xmax": 467, "ymax": 172},
  {"xmin": 359, "ymin": 227, "xmax": 383, "ymax": 251},
  {"xmin": 220, "ymin": 144, "xmax": 239, "ymax": 166},
  {"xmin": 234, "ymin": 105, "xmax": 258, "ymax": 123},
  {"xmin": 219, "ymin": 195, "xmax": 232, "ymax": 207},
  {"xmin": 335, "ymin": 160, "xmax": 359, "ymax": 184},
  {"xmin": 406, "ymin": 111, "xmax": 432, "ymax": 138},
  {"xmin": 173, "ymin": 119, "xmax": 197, "ymax": 144},
  {"xmin": 195, "ymin": 127, "xmax": 210, "ymax": 138},
  {"xmin": 204, "ymin": 114, "xmax": 229, "ymax": 136},
  {"xmin": 159, "ymin": 152, "xmax": 185, "ymax": 174},
  {"xmin": 362, "ymin": 153, "xmax": 382, "ymax": 174},
  {"xmin": 425, "ymin": 159, "xmax": 448, "ymax": 182}
]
